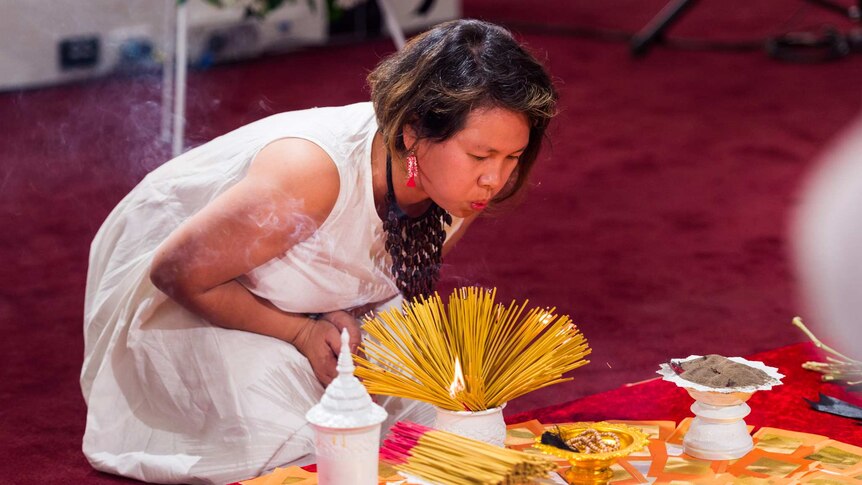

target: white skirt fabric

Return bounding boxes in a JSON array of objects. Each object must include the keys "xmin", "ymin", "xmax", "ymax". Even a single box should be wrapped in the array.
[
  {"xmin": 80, "ymin": 105, "xmax": 435, "ymax": 484},
  {"xmin": 82, "ymin": 283, "xmax": 431, "ymax": 484}
]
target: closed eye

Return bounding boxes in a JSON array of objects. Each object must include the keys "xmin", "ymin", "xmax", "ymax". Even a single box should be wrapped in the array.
[{"xmin": 470, "ymin": 153, "xmax": 522, "ymax": 162}]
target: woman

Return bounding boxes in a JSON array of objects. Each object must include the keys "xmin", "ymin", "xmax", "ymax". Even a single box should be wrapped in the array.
[{"xmin": 81, "ymin": 19, "xmax": 557, "ymax": 484}]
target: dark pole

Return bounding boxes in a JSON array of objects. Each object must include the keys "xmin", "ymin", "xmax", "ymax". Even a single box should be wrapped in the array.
[{"xmin": 630, "ymin": 0, "xmax": 700, "ymax": 57}]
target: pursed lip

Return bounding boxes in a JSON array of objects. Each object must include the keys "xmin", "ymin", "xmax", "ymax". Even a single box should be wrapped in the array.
[{"xmin": 470, "ymin": 201, "xmax": 488, "ymax": 211}]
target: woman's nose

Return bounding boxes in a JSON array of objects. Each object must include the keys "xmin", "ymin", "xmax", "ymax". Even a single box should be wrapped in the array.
[
  {"xmin": 479, "ymin": 164, "xmax": 501, "ymax": 189},
  {"xmin": 479, "ymin": 159, "xmax": 509, "ymax": 191},
  {"xmin": 479, "ymin": 173, "xmax": 498, "ymax": 192}
]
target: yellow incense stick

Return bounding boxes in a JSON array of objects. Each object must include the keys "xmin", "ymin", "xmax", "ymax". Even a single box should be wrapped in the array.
[
  {"xmin": 355, "ymin": 287, "xmax": 591, "ymax": 411},
  {"xmin": 381, "ymin": 421, "xmax": 556, "ymax": 485}
]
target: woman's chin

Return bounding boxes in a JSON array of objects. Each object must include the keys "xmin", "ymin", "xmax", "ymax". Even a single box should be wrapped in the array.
[
  {"xmin": 444, "ymin": 206, "xmax": 473, "ymax": 218},
  {"xmin": 431, "ymin": 198, "xmax": 476, "ymax": 218}
]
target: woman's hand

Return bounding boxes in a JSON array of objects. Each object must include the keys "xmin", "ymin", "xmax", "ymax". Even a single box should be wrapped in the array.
[
  {"xmin": 319, "ymin": 311, "xmax": 363, "ymax": 354},
  {"xmin": 292, "ymin": 318, "xmax": 342, "ymax": 386},
  {"xmin": 292, "ymin": 310, "xmax": 366, "ymax": 386},
  {"xmin": 319, "ymin": 310, "xmax": 376, "ymax": 402}
]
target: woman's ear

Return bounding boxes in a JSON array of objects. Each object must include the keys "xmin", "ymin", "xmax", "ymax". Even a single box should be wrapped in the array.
[{"xmin": 402, "ymin": 123, "xmax": 418, "ymax": 151}]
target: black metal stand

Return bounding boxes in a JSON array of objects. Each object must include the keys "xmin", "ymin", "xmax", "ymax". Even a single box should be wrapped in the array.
[
  {"xmin": 631, "ymin": 0, "xmax": 860, "ymax": 59},
  {"xmin": 630, "ymin": 0, "xmax": 700, "ymax": 57}
]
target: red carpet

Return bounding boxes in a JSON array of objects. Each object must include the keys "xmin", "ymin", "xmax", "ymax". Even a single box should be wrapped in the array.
[
  {"xmin": 508, "ymin": 342, "xmax": 862, "ymax": 447},
  {"xmin": 2, "ymin": 1, "xmax": 862, "ymax": 482}
]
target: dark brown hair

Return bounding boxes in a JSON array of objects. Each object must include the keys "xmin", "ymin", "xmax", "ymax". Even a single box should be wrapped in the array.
[{"xmin": 368, "ymin": 19, "xmax": 558, "ymax": 203}]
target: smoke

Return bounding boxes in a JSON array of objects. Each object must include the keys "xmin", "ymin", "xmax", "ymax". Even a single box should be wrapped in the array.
[
  {"xmin": 245, "ymin": 196, "xmax": 321, "ymax": 250},
  {"xmin": 257, "ymin": 95, "xmax": 275, "ymax": 115}
]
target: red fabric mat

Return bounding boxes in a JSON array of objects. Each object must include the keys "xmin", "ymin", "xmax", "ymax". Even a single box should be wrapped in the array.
[{"xmin": 507, "ymin": 342, "xmax": 862, "ymax": 446}]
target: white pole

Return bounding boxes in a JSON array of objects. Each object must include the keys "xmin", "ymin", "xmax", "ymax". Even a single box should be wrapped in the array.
[
  {"xmin": 172, "ymin": 1, "xmax": 188, "ymax": 157},
  {"xmin": 376, "ymin": 0, "xmax": 405, "ymax": 50},
  {"xmin": 160, "ymin": 0, "xmax": 174, "ymax": 143}
]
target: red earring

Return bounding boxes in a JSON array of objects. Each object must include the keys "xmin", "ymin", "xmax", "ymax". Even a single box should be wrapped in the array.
[{"xmin": 406, "ymin": 151, "xmax": 418, "ymax": 187}]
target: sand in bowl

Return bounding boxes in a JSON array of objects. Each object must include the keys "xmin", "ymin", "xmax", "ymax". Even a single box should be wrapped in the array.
[
  {"xmin": 659, "ymin": 354, "xmax": 783, "ymax": 460},
  {"xmin": 674, "ymin": 354, "xmax": 772, "ymax": 389}
]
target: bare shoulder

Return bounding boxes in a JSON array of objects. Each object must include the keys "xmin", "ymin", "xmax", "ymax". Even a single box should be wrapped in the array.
[{"xmin": 247, "ymin": 138, "xmax": 341, "ymax": 223}]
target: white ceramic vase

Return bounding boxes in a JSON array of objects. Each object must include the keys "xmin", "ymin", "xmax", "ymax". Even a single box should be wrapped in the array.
[
  {"xmin": 311, "ymin": 423, "xmax": 382, "ymax": 485},
  {"xmin": 306, "ymin": 330, "xmax": 388, "ymax": 485},
  {"xmin": 434, "ymin": 404, "xmax": 507, "ymax": 447}
]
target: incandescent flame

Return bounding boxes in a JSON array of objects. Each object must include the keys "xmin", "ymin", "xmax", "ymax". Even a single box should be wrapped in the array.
[{"xmin": 449, "ymin": 357, "xmax": 466, "ymax": 399}]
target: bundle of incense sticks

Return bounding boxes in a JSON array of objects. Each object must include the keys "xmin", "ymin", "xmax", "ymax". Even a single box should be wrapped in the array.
[
  {"xmin": 355, "ymin": 287, "xmax": 591, "ymax": 411},
  {"xmin": 381, "ymin": 421, "xmax": 556, "ymax": 485},
  {"xmin": 793, "ymin": 317, "xmax": 862, "ymax": 385}
]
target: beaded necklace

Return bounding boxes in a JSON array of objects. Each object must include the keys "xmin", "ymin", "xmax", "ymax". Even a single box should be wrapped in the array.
[{"xmin": 383, "ymin": 153, "xmax": 452, "ymax": 301}]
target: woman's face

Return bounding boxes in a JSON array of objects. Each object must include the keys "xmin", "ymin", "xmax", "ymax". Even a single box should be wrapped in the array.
[{"xmin": 409, "ymin": 106, "xmax": 531, "ymax": 218}]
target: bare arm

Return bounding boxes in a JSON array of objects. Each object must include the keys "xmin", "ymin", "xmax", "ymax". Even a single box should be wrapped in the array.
[{"xmin": 149, "ymin": 138, "xmax": 344, "ymax": 383}]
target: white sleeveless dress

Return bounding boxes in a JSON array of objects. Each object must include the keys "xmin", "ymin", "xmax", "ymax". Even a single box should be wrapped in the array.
[{"xmin": 81, "ymin": 103, "xmax": 456, "ymax": 484}]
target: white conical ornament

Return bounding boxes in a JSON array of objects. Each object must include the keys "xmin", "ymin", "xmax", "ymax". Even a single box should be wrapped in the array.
[{"xmin": 306, "ymin": 329, "xmax": 387, "ymax": 485}]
